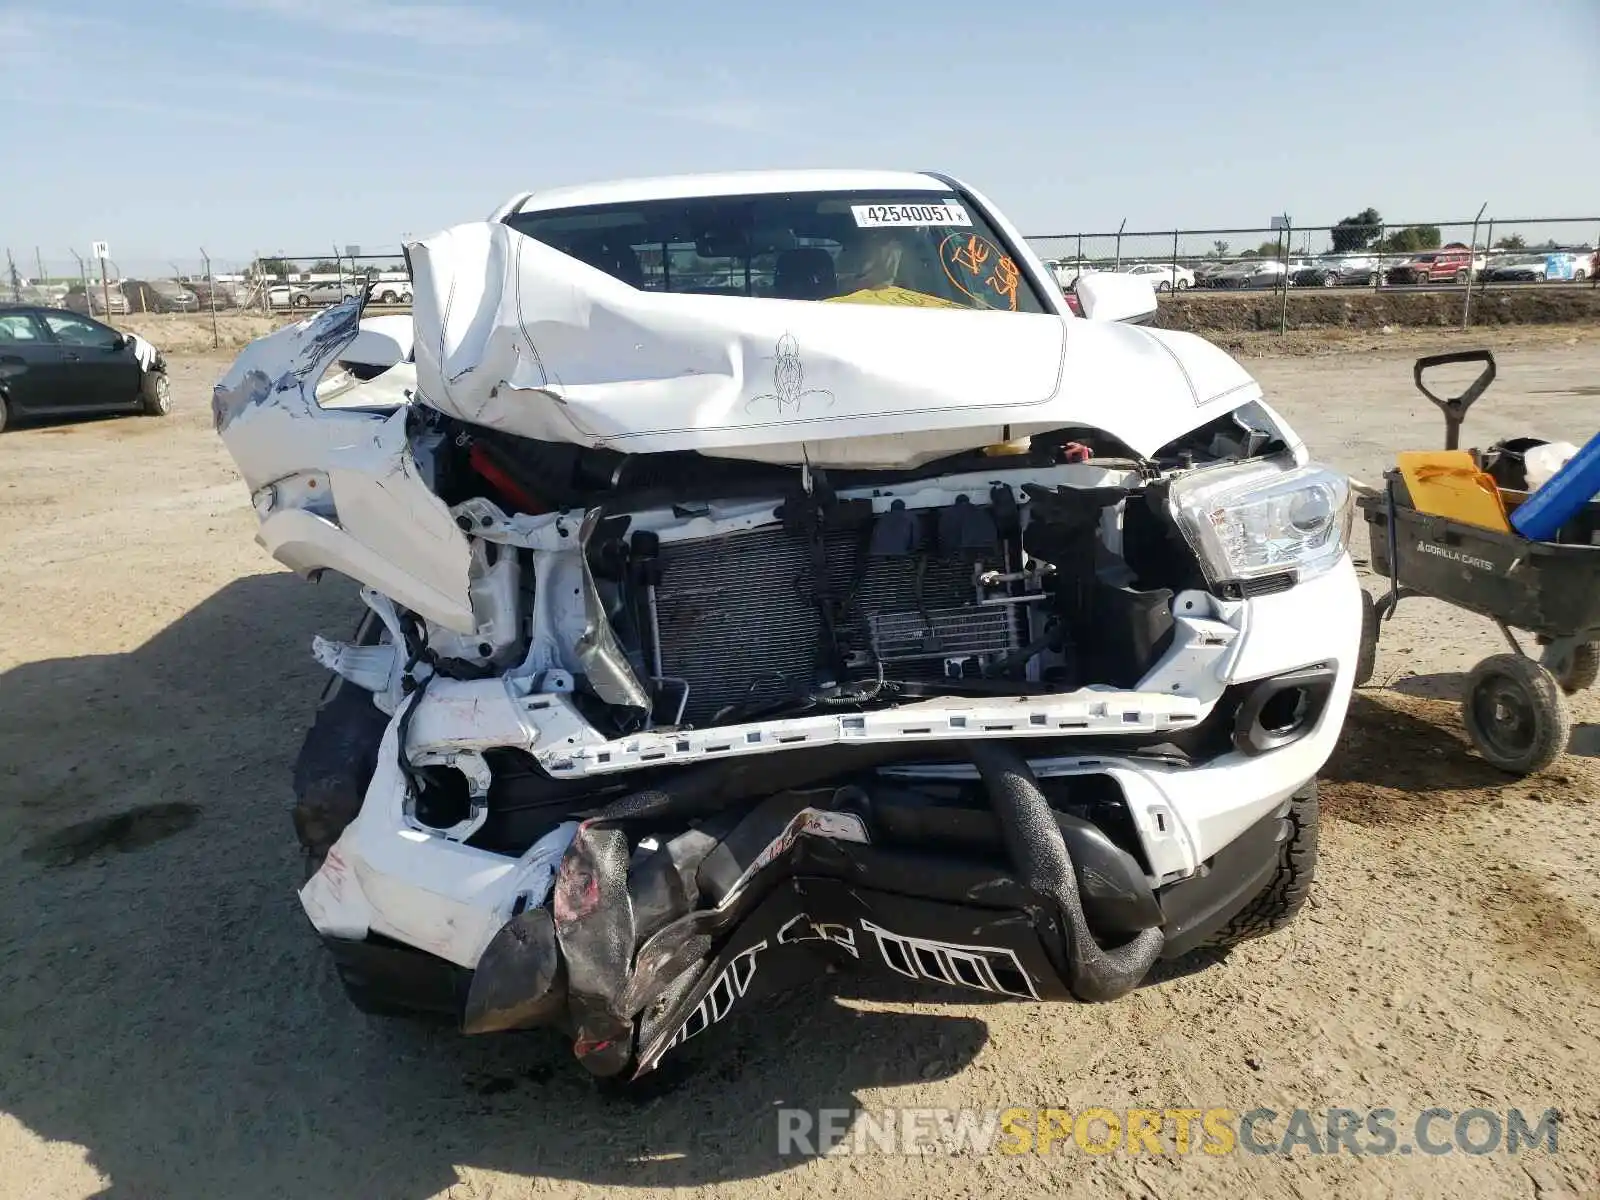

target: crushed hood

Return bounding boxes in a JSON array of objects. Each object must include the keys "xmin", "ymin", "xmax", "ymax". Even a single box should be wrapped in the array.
[{"xmin": 407, "ymin": 221, "xmax": 1264, "ymax": 468}]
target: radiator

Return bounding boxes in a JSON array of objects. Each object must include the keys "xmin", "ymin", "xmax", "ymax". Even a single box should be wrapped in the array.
[{"xmin": 652, "ymin": 524, "xmax": 1016, "ymax": 725}]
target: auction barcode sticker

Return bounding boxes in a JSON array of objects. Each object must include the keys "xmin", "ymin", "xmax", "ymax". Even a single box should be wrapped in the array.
[{"xmin": 851, "ymin": 201, "xmax": 972, "ymax": 228}]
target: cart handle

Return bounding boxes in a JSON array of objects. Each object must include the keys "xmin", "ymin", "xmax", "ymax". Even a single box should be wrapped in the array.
[{"xmin": 1413, "ymin": 350, "xmax": 1497, "ymax": 451}]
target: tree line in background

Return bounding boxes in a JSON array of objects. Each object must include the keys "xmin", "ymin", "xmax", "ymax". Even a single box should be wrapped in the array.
[
  {"xmin": 1330, "ymin": 209, "xmax": 1543, "ymax": 254},
  {"xmin": 1199, "ymin": 210, "xmax": 1447, "ymax": 259},
  {"xmin": 1195, "ymin": 213, "xmax": 1559, "ymax": 261}
]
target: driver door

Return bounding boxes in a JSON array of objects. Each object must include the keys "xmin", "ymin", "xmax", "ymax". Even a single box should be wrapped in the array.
[
  {"xmin": 39, "ymin": 311, "xmax": 141, "ymax": 410},
  {"xmin": 0, "ymin": 310, "xmax": 66, "ymax": 414}
]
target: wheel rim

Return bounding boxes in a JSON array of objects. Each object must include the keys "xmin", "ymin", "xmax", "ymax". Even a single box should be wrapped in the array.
[
  {"xmin": 157, "ymin": 375, "xmax": 171, "ymax": 411},
  {"xmin": 1471, "ymin": 675, "xmax": 1538, "ymax": 759}
]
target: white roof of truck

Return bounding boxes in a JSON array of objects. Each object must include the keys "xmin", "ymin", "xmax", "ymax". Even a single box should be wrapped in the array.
[{"xmin": 492, "ymin": 169, "xmax": 955, "ymax": 219}]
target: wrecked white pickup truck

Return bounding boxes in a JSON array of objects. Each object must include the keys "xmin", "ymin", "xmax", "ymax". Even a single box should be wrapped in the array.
[{"xmin": 214, "ymin": 170, "xmax": 1360, "ymax": 1079}]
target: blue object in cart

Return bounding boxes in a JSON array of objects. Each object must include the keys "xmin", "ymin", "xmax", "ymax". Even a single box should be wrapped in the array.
[{"xmin": 1510, "ymin": 429, "xmax": 1600, "ymax": 542}]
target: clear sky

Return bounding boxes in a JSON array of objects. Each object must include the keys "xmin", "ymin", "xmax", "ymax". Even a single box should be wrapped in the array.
[{"xmin": 2, "ymin": 0, "xmax": 1597, "ymax": 274}]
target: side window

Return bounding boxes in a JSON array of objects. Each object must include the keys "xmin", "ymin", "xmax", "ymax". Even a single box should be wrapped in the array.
[
  {"xmin": 0, "ymin": 313, "xmax": 44, "ymax": 344},
  {"xmin": 42, "ymin": 312, "xmax": 120, "ymax": 350}
]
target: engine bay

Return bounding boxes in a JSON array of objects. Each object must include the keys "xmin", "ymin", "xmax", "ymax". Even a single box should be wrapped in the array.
[{"xmin": 391, "ymin": 404, "xmax": 1286, "ymax": 744}]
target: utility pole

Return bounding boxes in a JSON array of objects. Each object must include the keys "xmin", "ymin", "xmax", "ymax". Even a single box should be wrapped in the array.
[{"xmin": 5, "ymin": 250, "xmax": 21, "ymax": 302}]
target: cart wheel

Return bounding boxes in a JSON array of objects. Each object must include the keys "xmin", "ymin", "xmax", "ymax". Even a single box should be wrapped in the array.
[
  {"xmin": 1461, "ymin": 654, "xmax": 1571, "ymax": 775},
  {"xmin": 1354, "ymin": 590, "xmax": 1379, "ymax": 687},
  {"xmin": 1536, "ymin": 637, "xmax": 1600, "ymax": 695}
]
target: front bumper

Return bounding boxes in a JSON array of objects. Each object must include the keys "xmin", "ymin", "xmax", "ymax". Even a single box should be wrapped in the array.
[
  {"xmin": 294, "ymin": 561, "xmax": 1360, "ymax": 1076},
  {"xmin": 321, "ymin": 784, "xmax": 1297, "ymax": 1076}
]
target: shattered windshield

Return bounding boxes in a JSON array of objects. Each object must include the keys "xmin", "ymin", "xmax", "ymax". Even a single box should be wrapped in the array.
[{"xmin": 503, "ymin": 191, "xmax": 1049, "ymax": 313}]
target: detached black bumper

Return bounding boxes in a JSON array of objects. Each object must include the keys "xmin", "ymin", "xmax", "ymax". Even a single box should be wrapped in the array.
[{"xmin": 315, "ymin": 745, "xmax": 1301, "ymax": 1080}]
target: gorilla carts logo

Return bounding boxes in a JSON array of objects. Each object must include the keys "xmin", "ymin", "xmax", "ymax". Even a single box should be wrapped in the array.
[{"xmin": 1415, "ymin": 541, "xmax": 1495, "ymax": 572}]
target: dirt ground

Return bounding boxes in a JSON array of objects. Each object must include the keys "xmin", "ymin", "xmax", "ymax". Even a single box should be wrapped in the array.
[
  {"xmin": 1156, "ymin": 286, "xmax": 1600, "ymax": 337},
  {"xmin": 1, "ymin": 327, "xmax": 1597, "ymax": 1199}
]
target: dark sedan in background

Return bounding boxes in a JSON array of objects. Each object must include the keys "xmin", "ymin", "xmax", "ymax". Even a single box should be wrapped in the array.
[
  {"xmin": 0, "ymin": 304, "xmax": 170, "ymax": 432},
  {"xmin": 1290, "ymin": 257, "xmax": 1383, "ymax": 287}
]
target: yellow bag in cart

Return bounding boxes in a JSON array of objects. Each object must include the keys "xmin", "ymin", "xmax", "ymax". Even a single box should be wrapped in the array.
[{"xmin": 1395, "ymin": 450, "xmax": 1510, "ymax": 533}]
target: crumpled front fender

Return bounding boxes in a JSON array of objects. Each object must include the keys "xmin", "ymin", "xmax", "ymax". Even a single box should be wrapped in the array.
[{"xmin": 213, "ymin": 299, "xmax": 476, "ymax": 632}]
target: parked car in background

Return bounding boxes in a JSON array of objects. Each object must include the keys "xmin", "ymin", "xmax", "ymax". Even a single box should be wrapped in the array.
[
  {"xmin": 1545, "ymin": 251, "xmax": 1589, "ymax": 282},
  {"xmin": 1291, "ymin": 255, "xmax": 1381, "ymax": 287},
  {"xmin": 120, "ymin": 278, "xmax": 200, "ymax": 313},
  {"xmin": 0, "ymin": 303, "xmax": 170, "ymax": 432},
  {"xmin": 367, "ymin": 278, "xmax": 414, "ymax": 305},
  {"xmin": 8, "ymin": 284, "xmax": 67, "ymax": 307},
  {"xmin": 1046, "ymin": 260, "xmax": 1097, "ymax": 289},
  {"xmin": 1484, "ymin": 252, "xmax": 1589, "ymax": 283},
  {"xmin": 1386, "ymin": 246, "xmax": 1482, "ymax": 285},
  {"xmin": 184, "ymin": 278, "xmax": 242, "ymax": 309},
  {"xmin": 1209, "ymin": 260, "xmax": 1286, "ymax": 289},
  {"xmin": 1121, "ymin": 262, "xmax": 1194, "ymax": 291},
  {"xmin": 266, "ymin": 279, "xmax": 364, "ymax": 309},
  {"xmin": 1484, "ymin": 255, "xmax": 1552, "ymax": 283},
  {"xmin": 61, "ymin": 284, "xmax": 130, "ymax": 316},
  {"xmin": 266, "ymin": 283, "xmax": 309, "ymax": 309},
  {"xmin": 300, "ymin": 279, "xmax": 365, "ymax": 306},
  {"xmin": 1193, "ymin": 261, "xmax": 1235, "ymax": 287}
]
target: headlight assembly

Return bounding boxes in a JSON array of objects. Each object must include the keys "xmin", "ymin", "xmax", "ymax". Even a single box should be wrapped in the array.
[{"xmin": 1168, "ymin": 460, "xmax": 1353, "ymax": 592}]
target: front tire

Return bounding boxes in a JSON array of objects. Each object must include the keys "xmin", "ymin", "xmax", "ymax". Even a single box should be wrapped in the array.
[
  {"xmin": 1354, "ymin": 590, "xmax": 1379, "ymax": 687},
  {"xmin": 293, "ymin": 294, "xmax": 311, "ymax": 308},
  {"xmin": 1156, "ymin": 280, "xmax": 1171, "ymax": 292},
  {"xmin": 1203, "ymin": 780, "xmax": 1318, "ymax": 949},
  {"xmin": 0, "ymin": 392, "xmax": 9, "ymax": 434},
  {"xmin": 140, "ymin": 371, "xmax": 171, "ymax": 416}
]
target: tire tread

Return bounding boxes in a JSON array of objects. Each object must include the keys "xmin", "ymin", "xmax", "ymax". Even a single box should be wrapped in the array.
[
  {"xmin": 1461, "ymin": 653, "xmax": 1570, "ymax": 775},
  {"xmin": 1203, "ymin": 780, "xmax": 1318, "ymax": 949}
]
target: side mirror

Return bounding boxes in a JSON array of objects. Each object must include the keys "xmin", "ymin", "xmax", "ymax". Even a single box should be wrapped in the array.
[{"xmin": 1075, "ymin": 273, "xmax": 1159, "ymax": 324}]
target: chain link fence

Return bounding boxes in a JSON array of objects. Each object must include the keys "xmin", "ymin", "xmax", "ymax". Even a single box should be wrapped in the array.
[
  {"xmin": 1024, "ymin": 216, "xmax": 1599, "ymax": 329},
  {"xmin": 7, "ymin": 213, "xmax": 1598, "ymax": 338},
  {"xmin": 1, "ymin": 249, "xmax": 412, "ymax": 318}
]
